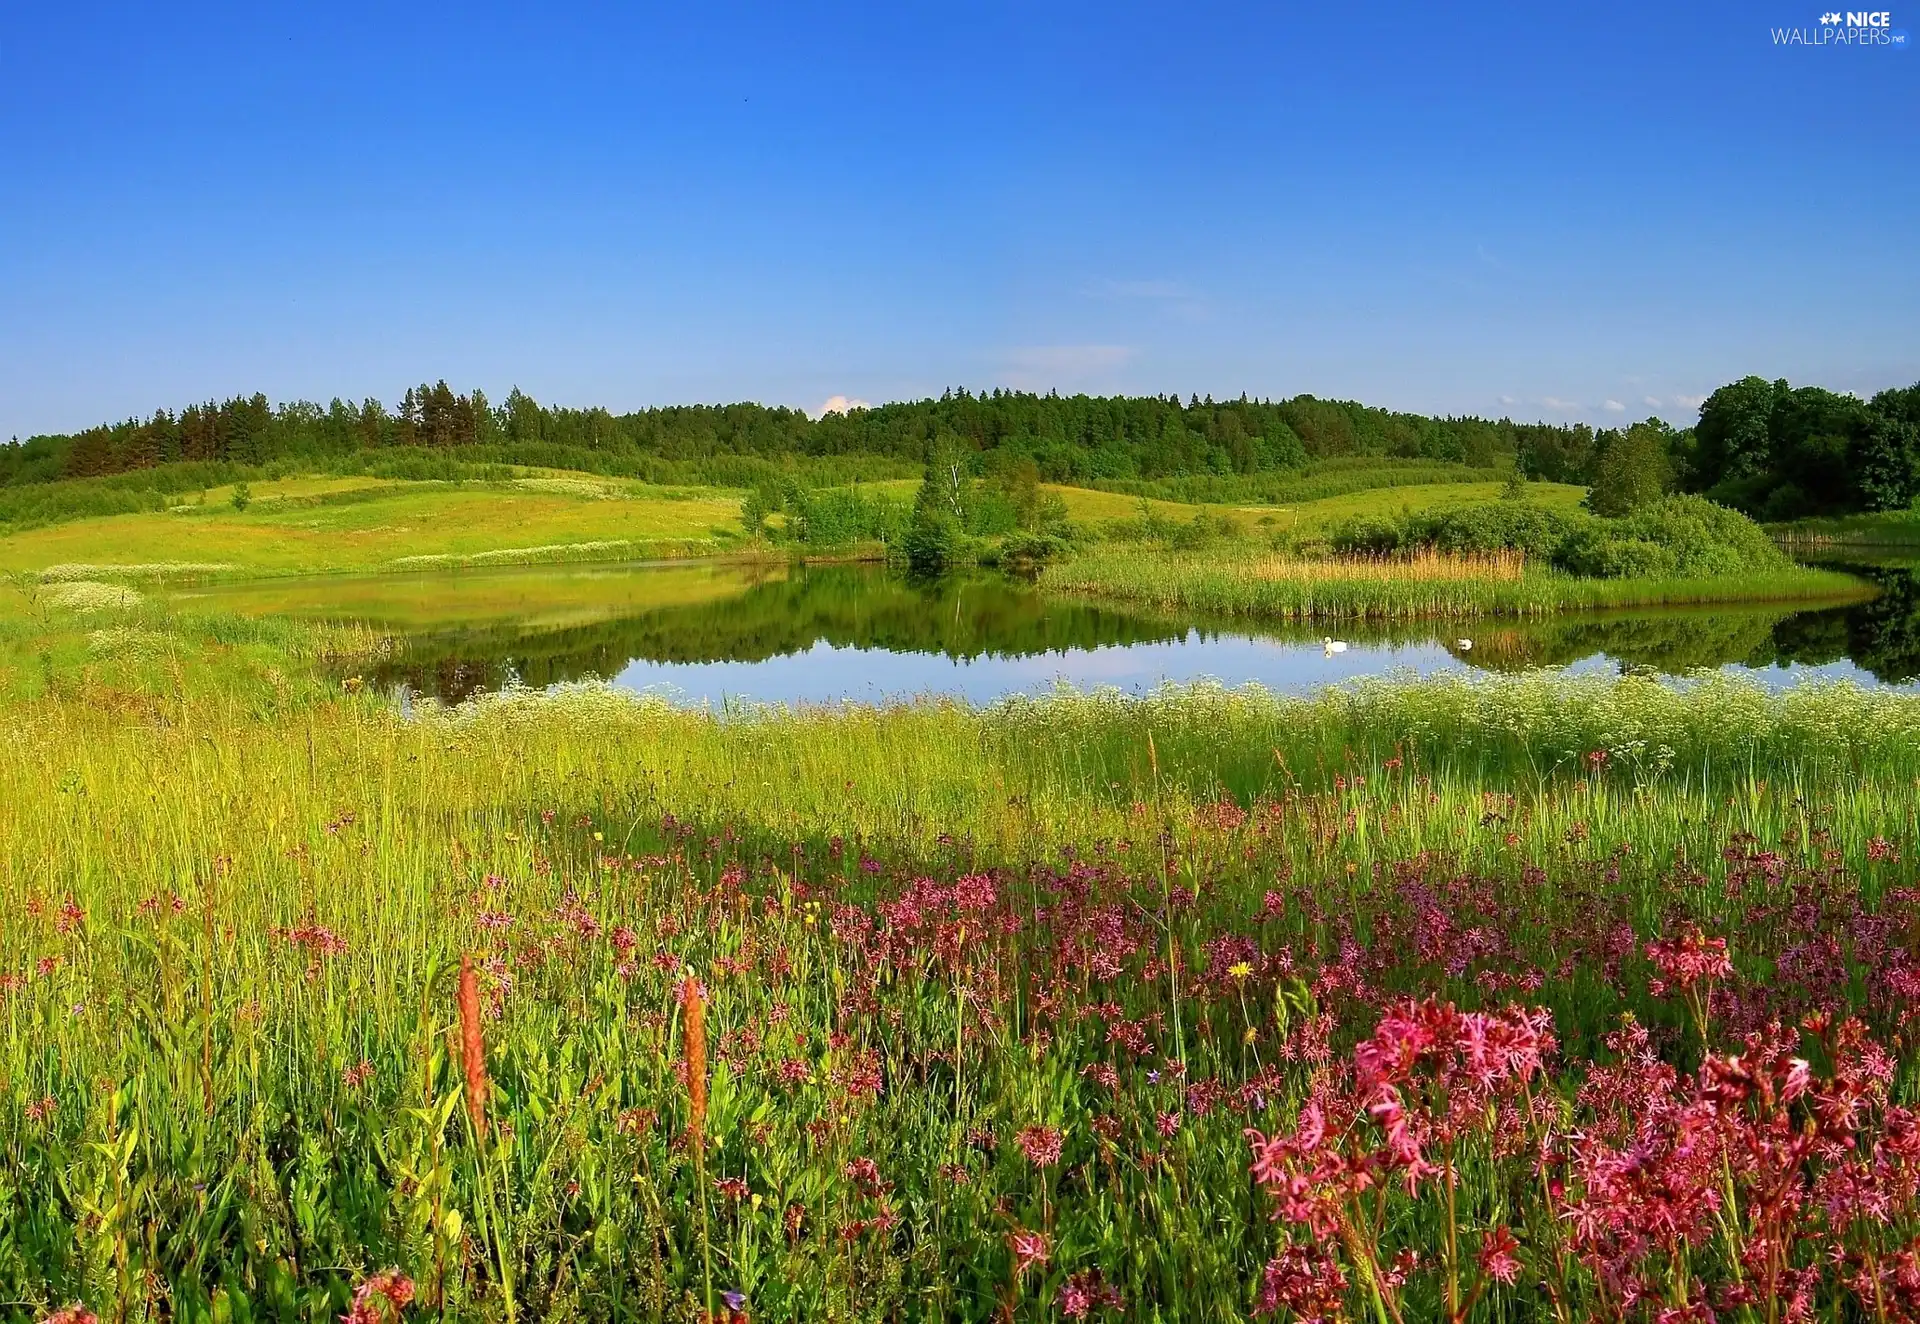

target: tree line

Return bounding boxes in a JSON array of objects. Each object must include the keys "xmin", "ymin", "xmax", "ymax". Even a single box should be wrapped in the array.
[
  {"xmin": 4, "ymin": 385, "xmax": 1564, "ymax": 489},
  {"xmin": 9, "ymin": 376, "xmax": 1917, "ymax": 521},
  {"xmin": 1518, "ymin": 378, "xmax": 1920, "ymax": 519}
]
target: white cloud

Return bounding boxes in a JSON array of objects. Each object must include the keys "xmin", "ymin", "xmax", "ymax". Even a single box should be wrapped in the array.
[
  {"xmin": 1642, "ymin": 396, "xmax": 1663, "ymax": 408},
  {"xmin": 1540, "ymin": 397, "xmax": 1582, "ymax": 412},
  {"xmin": 1671, "ymin": 393, "xmax": 1708, "ymax": 411},
  {"xmin": 1002, "ymin": 344, "xmax": 1137, "ymax": 391},
  {"xmin": 1498, "ymin": 394, "xmax": 1518, "ymax": 407},
  {"xmin": 1602, "ymin": 399, "xmax": 1626, "ymax": 413},
  {"xmin": 814, "ymin": 395, "xmax": 872, "ymax": 418}
]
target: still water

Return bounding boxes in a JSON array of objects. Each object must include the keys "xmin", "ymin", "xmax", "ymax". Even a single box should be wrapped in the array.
[{"xmin": 173, "ymin": 558, "xmax": 1920, "ymax": 706}]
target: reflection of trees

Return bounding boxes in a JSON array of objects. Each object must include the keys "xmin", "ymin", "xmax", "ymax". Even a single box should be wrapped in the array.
[
  {"xmin": 1813, "ymin": 566, "xmax": 1920, "ymax": 682},
  {"xmin": 1425, "ymin": 566, "xmax": 1920, "ymax": 685},
  {"xmin": 371, "ymin": 567, "xmax": 1194, "ymax": 702},
  {"xmin": 365, "ymin": 561, "xmax": 1920, "ymax": 704},
  {"xmin": 1455, "ymin": 610, "xmax": 1799, "ymax": 676}
]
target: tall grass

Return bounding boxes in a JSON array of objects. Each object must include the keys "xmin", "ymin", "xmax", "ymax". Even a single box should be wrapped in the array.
[
  {"xmin": 1775, "ymin": 509, "xmax": 1920, "ymax": 548},
  {"xmin": 1044, "ymin": 547, "xmax": 1871, "ymax": 620},
  {"xmin": 2, "ymin": 678, "xmax": 1918, "ymax": 1319},
  {"xmin": 1247, "ymin": 547, "xmax": 1528, "ymax": 583},
  {"xmin": 1086, "ymin": 459, "xmax": 1506, "ymax": 507}
]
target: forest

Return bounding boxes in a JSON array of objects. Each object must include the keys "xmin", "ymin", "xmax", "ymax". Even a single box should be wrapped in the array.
[
  {"xmin": 6, "ymin": 375, "xmax": 1918, "ymax": 526},
  {"xmin": 1517, "ymin": 377, "xmax": 1920, "ymax": 519},
  {"xmin": 3, "ymin": 385, "xmax": 1567, "ymax": 488}
]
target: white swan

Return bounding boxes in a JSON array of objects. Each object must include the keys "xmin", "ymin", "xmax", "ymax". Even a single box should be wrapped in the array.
[
  {"xmin": 1323, "ymin": 637, "xmax": 1348, "ymax": 655},
  {"xmin": 1456, "ymin": 639, "xmax": 1473, "ymax": 651}
]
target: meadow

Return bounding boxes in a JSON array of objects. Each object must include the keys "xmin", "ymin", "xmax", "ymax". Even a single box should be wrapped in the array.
[
  {"xmin": 5, "ymin": 457, "xmax": 1920, "ymax": 1323},
  {"xmin": 3, "ymin": 674, "xmax": 1920, "ymax": 1323},
  {"xmin": 0, "ymin": 476, "xmax": 750, "ymax": 580}
]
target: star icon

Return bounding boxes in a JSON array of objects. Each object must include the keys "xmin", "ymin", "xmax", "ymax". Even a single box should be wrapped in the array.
[{"xmin": 1820, "ymin": 11, "xmax": 1842, "ymax": 22}]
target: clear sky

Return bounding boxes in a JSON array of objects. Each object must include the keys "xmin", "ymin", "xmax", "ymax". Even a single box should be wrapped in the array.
[{"xmin": 2, "ymin": 1, "xmax": 1914, "ymax": 439}]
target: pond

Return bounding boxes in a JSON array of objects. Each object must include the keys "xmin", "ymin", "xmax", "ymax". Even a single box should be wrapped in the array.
[{"xmin": 169, "ymin": 558, "xmax": 1920, "ymax": 706}]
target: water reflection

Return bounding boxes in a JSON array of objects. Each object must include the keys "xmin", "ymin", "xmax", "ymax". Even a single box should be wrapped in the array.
[{"xmin": 174, "ymin": 559, "xmax": 1920, "ymax": 705}]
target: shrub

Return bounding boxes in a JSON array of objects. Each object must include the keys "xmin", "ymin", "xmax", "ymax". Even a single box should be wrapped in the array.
[
  {"xmin": 904, "ymin": 506, "xmax": 966, "ymax": 571},
  {"xmin": 1556, "ymin": 530, "xmax": 1676, "ymax": 579},
  {"xmin": 1426, "ymin": 503, "xmax": 1584, "ymax": 559},
  {"xmin": 1328, "ymin": 495, "xmax": 1786, "ymax": 580},
  {"xmin": 1606, "ymin": 494, "xmax": 1788, "ymax": 576}
]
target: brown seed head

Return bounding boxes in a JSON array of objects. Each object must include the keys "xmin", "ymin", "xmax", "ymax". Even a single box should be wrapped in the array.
[
  {"xmin": 682, "ymin": 973, "xmax": 708, "ymax": 1152},
  {"xmin": 457, "ymin": 953, "xmax": 488, "ymax": 1140}
]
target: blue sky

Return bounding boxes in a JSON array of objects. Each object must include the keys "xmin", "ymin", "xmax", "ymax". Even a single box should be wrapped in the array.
[{"xmin": 2, "ymin": 1, "xmax": 1914, "ymax": 438}]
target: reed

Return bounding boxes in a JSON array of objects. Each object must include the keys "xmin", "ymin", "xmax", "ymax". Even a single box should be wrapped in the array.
[
  {"xmin": 1246, "ymin": 547, "xmax": 1528, "ymax": 584},
  {"xmin": 1044, "ymin": 546, "xmax": 1869, "ymax": 620}
]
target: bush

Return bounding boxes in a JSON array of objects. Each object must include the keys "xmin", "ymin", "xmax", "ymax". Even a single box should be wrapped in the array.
[
  {"xmin": 993, "ymin": 530, "xmax": 1074, "ymax": 567},
  {"xmin": 1329, "ymin": 503, "xmax": 1584, "ymax": 561},
  {"xmin": 1426, "ymin": 503, "xmax": 1584, "ymax": 559},
  {"xmin": 788, "ymin": 486, "xmax": 908, "ymax": 546},
  {"xmin": 1327, "ymin": 495, "xmax": 1786, "ymax": 580},
  {"xmin": 904, "ymin": 507, "xmax": 965, "ymax": 572},
  {"xmin": 1604, "ymin": 494, "xmax": 1787, "ymax": 576},
  {"xmin": 1556, "ymin": 530, "xmax": 1676, "ymax": 579}
]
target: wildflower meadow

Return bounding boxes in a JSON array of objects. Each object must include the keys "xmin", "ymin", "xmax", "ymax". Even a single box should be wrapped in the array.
[{"xmin": 2, "ymin": 676, "xmax": 1918, "ymax": 1321}]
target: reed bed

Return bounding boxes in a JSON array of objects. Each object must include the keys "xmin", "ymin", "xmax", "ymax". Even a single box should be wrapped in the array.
[
  {"xmin": 1247, "ymin": 548, "xmax": 1528, "ymax": 584},
  {"xmin": 1044, "ymin": 549, "xmax": 1870, "ymax": 621},
  {"xmin": 1, "ymin": 679, "xmax": 1918, "ymax": 1321}
]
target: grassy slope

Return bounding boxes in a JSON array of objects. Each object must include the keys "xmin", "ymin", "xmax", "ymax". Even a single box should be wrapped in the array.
[
  {"xmin": 0, "ymin": 477, "xmax": 747, "ymax": 577},
  {"xmin": 0, "ymin": 468, "xmax": 1866, "ymax": 629},
  {"xmin": 0, "ymin": 472, "xmax": 1578, "ymax": 582},
  {"xmin": 170, "ymin": 559, "xmax": 785, "ymax": 631}
]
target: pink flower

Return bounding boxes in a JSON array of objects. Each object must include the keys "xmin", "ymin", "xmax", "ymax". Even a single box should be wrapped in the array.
[
  {"xmin": 40, "ymin": 1307, "xmax": 99, "ymax": 1324},
  {"xmin": 1058, "ymin": 1269, "xmax": 1123, "ymax": 1317},
  {"xmin": 1016, "ymin": 1124, "xmax": 1064, "ymax": 1167},
  {"xmin": 1254, "ymin": 1243, "xmax": 1348, "ymax": 1319},
  {"xmin": 1477, "ymin": 1225, "xmax": 1521, "ymax": 1285},
  {"xmin": 1007, "ymin": 1227, "xmax": 1050, "ymax": 1276},
  {"xmin": 1645, "ymin": 925, "xmax": 1733, "ymax": 992},
  {"xmin": 344, "ymin": 1269, "xmax": 414, "ymax": 1324}
]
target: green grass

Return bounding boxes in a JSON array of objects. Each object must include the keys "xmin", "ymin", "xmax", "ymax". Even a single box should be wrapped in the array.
[
  {"xmin": 0, "ymin": 479, "xmax": 750, "ymax": 579},
  {"xmin": 1774, "ymin": 507, "xmax": 1920, "ymax": 547},
  {"xmin": 1, "ymin": 678, "xmax": 1919, "ymax": 1320},
  {"xmin": 1042, "ymin": 546, "xmax": 1871, "ymax": 620},
  {"xmin": 1081, "ymin": 458, "xmax": 1521, "ymax": 507},
  {"xmin": 0, "ymin": 470, "xmax": 1584, "ymax": 587},
  {"xmin": 4, "ymin": 463, "xmax": 1919, "ymax": 1321}
]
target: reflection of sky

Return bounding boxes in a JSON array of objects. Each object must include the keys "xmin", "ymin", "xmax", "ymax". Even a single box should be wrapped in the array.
[{"xmin": 610, "ymin": 631, "xmax": 1920, "ymax": 708}]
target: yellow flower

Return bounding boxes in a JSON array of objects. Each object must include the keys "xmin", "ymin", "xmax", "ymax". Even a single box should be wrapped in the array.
[{"xmin": 1228, "ymin": 961, "xmax": 1253, "ymax": 981}]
